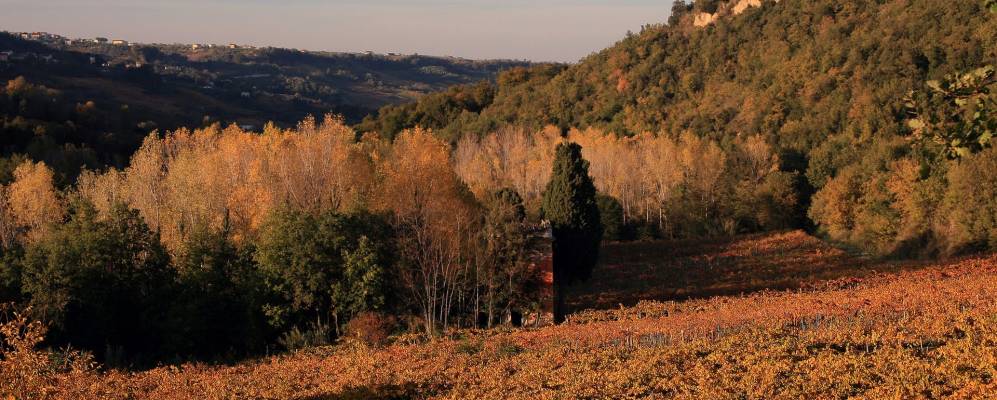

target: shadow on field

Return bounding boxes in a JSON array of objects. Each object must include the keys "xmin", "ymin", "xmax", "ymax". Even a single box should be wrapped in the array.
[
  {"xmin": 299, "ymin": 382, "xmax": 426, "ymax": 400},
  {"xmin": 565, "ymin": 230, "xmax": 907, "ymax": 312}
]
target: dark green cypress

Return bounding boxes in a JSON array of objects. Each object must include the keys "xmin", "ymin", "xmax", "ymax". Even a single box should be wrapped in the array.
[{"xmin": 541, "ymin": 142, "xmax": 603, "ymax": 322}]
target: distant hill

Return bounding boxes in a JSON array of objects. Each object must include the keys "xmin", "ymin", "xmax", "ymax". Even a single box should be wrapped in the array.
[
  {"xmin": 0, "ymin": 32, "xmax": 529, "ymax": 182},
  {"xmin": 0, "ymin": 33, "xmax": 529, "ymax": 127}
]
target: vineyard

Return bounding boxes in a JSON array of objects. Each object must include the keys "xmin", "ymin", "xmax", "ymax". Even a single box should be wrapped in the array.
[{"xmin": 6, "ymin": 230, "xmax": 997, "ymax": 399}]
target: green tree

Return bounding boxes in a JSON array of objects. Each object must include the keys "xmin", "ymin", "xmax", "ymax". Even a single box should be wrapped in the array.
[
  {"xmin": 255, "ymin": 209, "xmax": 335, "ymax": 331},
  {"xmin": 0, "ymin": 246, "xmax": 23, "ymax": 304},
  {"xmin": 905, "ymin": 66, "xmax": 997, "ymax": 159},
  {"xmin": 541, "ymin": 143, "xmax": 602, "ymax": 323},
  {"xmin": 596, "ymin": 194, "xmax": 625, "ymax": 242},
  {"xmin": 669, "ymin": 0, "xmax": 691, "ymax": 26},
  {"xmin": 20, "ymin": 199, "xmax": 174, "ymax": 365},
  {"xmin": 333, "ymin": 235, "xmax": 386, "ymax": 319},
  {"xmin": 171, "ymin": 225, "xmax": 267, "ymax": 360},
  {"xmin": 255, "ymin": 208, "xmax": 394, "ymax": 342},
  {"xmin": 480, "ymin": 188, "xmax": 530, "ymax": 327}
]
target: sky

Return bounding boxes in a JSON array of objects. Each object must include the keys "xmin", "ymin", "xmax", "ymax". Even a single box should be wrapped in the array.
[{"xmin": 0, "ymin": 0, "xmax": 674, "ymax": 63}]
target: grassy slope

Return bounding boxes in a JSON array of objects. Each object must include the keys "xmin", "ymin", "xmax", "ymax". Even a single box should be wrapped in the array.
[{"xmin": 18, "ymin": 230, "xmax": 997, "ymax": 399}]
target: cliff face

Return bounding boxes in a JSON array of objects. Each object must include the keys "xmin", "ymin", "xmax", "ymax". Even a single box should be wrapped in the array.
[
  {"xmin": 693, "ymin": 0, "xmax": 775, "ymax": 27},
  {"xmin": 693, "ymin": 12, "xmax": 719, "ymax": 27}
]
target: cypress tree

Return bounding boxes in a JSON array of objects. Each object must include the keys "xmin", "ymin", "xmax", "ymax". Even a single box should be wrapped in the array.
[{"xmin": 541, "ymin": 142, "xmax": 603, "ymax": 323}]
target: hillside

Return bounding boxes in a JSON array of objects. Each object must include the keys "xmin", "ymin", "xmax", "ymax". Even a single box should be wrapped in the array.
[
  {"xmin": 7, "ymin": 230, "xmax": 997, "ymax": 399},
  {"xmin": 360, "ymin": 0, "xmax": 996, "ymax": 144},
  {"xmin": 359, "ymin": 0, "xmax": 997, "ymax": 256}
]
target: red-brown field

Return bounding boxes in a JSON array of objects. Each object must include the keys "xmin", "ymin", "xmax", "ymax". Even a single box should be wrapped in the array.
[
  {"xmin": 6, "ymin": 230, "xmax": 997, "ymax": 399},
  {"xmin": 567, "ymin": 230, "xmax": 893, "ymax": 311}
]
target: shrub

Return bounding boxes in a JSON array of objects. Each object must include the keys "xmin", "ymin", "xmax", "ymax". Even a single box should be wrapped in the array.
[
  {"xmin": 0, "ymin": 304, "xmax": 95, "ymax": 398},
  {"xmin": 345, "ymin": 312, "xmax": 397, "ymax": 347},
  {"xmin": 278, "ymin": 320, "xmax": 333, "ymax": 352}
]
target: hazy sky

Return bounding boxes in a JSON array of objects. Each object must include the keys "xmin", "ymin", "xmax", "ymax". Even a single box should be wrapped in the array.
[{"xmin": 0, "ymin": 0, "xmax": 674, "ymax": 62}]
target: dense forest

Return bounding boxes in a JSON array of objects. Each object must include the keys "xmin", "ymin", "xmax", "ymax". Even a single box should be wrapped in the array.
[
  {"xmin": 361, "ymin": 0, "xmax": 997, "ymax": 255},
  {"xmin": 0, "ymin": 0, "xmax": 996, "ymax": 368}
]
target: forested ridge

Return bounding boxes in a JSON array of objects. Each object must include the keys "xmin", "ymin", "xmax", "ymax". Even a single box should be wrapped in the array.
[
  {"xmin": 362, "ymin": 0, "xmax": 995, "ymax": 144},
  {"xmin": 362, "ymin": 0, "xmax": 997, "ymax": 255}
]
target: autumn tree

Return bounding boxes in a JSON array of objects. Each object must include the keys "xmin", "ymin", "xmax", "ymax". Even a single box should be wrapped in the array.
[
  {"xmin": 7, "ymin": 161, "xmax": 63, "ymax": 244},
  {"xmin": 541, "ymin": 143, "xmax": 602, "ymax": 323},
  {"xmin": 377, "ymin": 128, "xmax": 478, "ymax": 335}
]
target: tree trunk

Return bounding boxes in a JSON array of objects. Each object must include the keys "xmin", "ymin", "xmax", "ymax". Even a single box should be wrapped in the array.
[
  {"xmin": 553, "ymin": 279, "xmax": 566, "ymax": 324},
  {"xmin": 487, "ymin": 277, "xmax": 494, "ymax": 329}
]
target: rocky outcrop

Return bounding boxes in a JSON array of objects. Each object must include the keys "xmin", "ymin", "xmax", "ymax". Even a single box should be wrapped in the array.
[
  {"xmin": 692, "ymin": 0, "xmax": 774, "ymax": 27},
  {"xmin": 693, "ymin": 12, "xmax": 719, "ymax": 27},
  {"xmin": 732, "ymin": 0, "xmax": 763, "ymax": 15}
]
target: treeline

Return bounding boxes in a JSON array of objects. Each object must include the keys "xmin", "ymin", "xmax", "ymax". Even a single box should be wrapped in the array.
[
  {"xmin": 3, "ymin": 0, "xmax": 995, "ymax": 367},
  {"xmin": 454, "ymin": 126, "xmax": 802, "ymax": 239},
  {"xmin": 0, "ymin": 117, "xmax": 538, "ymax": 365},
  {"xmin": 0, "ymin": 115, "xmax": 796, "ymax": 365}
]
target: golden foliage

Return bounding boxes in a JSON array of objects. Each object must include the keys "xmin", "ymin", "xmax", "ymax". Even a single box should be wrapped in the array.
[
  {"xmin": 0, "ymin": 305, "xmax": 96, "ymax": 400},
  {"xmin": 7, "ymin": 161, "xmax": 63, "ymax": 244},
  {"xmin": 378, "ymin": 127, "xmax": 478, "ymax": 334},
  {"xmin": 453, "ymin": 125, "xmax": 562, "ymax": 211},
  {"xmin": 455, "ymin": 127, "xmax": 784, "ymax": 236},
  {"xmin": 79, "ymin": 116, "xmax": 375, "ymax": 251}
]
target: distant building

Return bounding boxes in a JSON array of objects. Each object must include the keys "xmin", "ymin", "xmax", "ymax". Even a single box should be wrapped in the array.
[
  {"xmin": 29, "ymin": 32, "xmax": 44, "ymax": 40},
  {"xmin": 228, "ymin": 43, "xmax": 238, "ymax": 49},
  {"xmin": 111, "ymin": 39, "xmax": 128, "ymax": 46},
  {"xmin": 94, "ymin": 37, "xmax": 108, "ymax": 44},
  {"xmin": 191, "ymin": 44, "xmax": 201, "ymax": 50},
  {"xmin": 19, "ymin": 32, "xmax": 30, "ymax": 40}
]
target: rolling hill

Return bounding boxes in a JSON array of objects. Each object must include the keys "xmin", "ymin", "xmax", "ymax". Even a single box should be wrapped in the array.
[{"xmin": 0, "ymin": 31, "xmax": 529, "ymax": 183}]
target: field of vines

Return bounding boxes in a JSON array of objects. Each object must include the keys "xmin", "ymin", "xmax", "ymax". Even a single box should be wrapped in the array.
[{"xmin": 6, "ymin": 230, "xmax": 997, "ymax": 399}]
